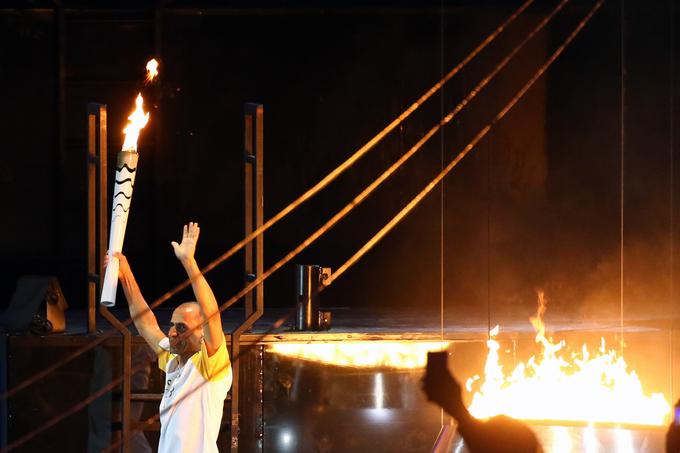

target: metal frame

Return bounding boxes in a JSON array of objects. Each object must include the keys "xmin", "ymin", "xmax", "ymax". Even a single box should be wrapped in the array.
[
  {"xmin": 87, "ymin": 103, "xmax": 107, "ymax": 333},
  {"xmin": 87, "ymin": 102, "xmax": 266, "ymax": 452},
  {"xmin": 231, "ymin": 103, "xmax": 265, "ymax": 452},
  {"xmin": 0, "ymin": 335, "xmax": 7, "ymax": 448},
  {"xmin": 86, "ymin": 103, "xmax": 132, "ymax": 453},
  {"xmin": 243, "ymin": 102, "xmax": 264, "ymax": 317}
]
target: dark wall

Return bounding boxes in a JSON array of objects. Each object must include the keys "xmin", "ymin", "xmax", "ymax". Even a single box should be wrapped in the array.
[{"xmin": 1, "ymin": 1, "xmax": 678, "ymax": 328}]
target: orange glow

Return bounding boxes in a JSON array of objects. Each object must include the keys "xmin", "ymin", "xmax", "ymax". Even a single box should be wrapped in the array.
[
  {"xmin": 145, "ymin": 58, "xmax": 159, "ymax": 83},
  {"xmin": 465, "ymin": 292, "xmax": 671, "ymax": 426},
  {"xmin": 268, "ymin": 341, "xmax": 449, "ymax": 369},
  {"xmin": 121, "ymin": 93, "xmax": 149, "ymax": 152}
]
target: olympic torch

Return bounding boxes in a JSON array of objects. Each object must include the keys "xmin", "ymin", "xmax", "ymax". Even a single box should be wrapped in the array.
[
  {"xmin": 100, "ymin": 60, "xmax": 158, "ymax": 306},
  {"xmin": 100, "ymin": 93, "xmax": 149, "ymax": 306}
]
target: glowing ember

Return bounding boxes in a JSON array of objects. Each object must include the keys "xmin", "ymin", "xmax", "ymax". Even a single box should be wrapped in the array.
[
  {"xmin": 465, "ymin": 292, "xmax": 671, "ymax": 426},
  {"xmin": 145, "ymin": 58, "xmax": 159, "ymax": 83},
  {"xmin": 268, "ymin": 341, "xmax": 448, "ymax": 369},
  {"xmin": 121, "ymin": 93, "xmax": 149, "ymax": 152}
]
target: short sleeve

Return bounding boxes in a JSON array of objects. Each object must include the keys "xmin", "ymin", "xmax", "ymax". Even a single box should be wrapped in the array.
[
  {"xmin": 158, "ymin": 350, "xmax": 172, "ymax": 372},
  {"xmin": 191, "ymin": 337, "xmax": 231, "ymax": 382}
]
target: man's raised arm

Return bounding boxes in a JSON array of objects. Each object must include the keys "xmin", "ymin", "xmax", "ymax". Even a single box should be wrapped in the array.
[
  {"xmin": 171, "ymin": 222, "xmax": 224, "ymax": 356},
  {"xmin": 113, "ymin": 252, "xmax": 165, "ymax": 354}
]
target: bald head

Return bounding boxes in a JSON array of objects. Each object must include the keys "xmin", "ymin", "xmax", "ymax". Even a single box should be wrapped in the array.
[
  {"xmin": 174, "ymin": 302, "xmax": 205, "ymax": 325},
  {"xmin": 168, "ymin": 302, "xmax": 205, "ymax": 359}
]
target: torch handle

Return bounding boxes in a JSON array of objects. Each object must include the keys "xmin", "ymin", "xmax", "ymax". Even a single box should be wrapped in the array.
[{"xmin": 100, "ymin": 256, "xmax": 119, "ymax": 307}]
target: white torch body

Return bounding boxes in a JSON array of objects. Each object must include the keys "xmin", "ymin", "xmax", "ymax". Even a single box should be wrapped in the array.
[{"xmin": 100, "ymin": 151, "xmax": 138, "ymax": 306}]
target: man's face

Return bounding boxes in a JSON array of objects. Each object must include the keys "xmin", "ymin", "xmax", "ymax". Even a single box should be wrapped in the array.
[{"xmin": 168, "ymin": 304, "xmax": 203, "ymax": 357}]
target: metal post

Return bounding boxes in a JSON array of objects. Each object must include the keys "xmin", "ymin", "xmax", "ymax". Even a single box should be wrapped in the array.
[
  {"xmin": 244, "ymin": 113, "xmax": 254, "ymax": 316},
  {"xmin": 99, "ymin": 307, "xmax": 132, "ymax": 453},
  {"xmin": 243, "ymin": 102, "xmax": 264, "ymax": 317},
  {"xmin": 87, "ymin": 103, "xmax": 108, "ymax": 333},
  {"xmin": 88, "ymin": 102, "xmax": 130, "ymax": 452},
  {"xmin": 232, "ymin": 103, "xmax": 265, "ymax": 453},
  {"xmin": 0, "ymin": 335, "xmax": 7, "ymax": 448},
  {"xmin": 254, "ymin": 105, "xmax": 264, "ymax": 316}
]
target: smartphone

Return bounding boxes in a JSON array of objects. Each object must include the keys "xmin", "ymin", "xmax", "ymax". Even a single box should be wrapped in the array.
[
  {"xmin": 675, "ymin": 401, "xmax": 680, "ymax": 426},
  {"xmin": 426, "ymin": 351, "xmax": 449, "ymax": 378}
]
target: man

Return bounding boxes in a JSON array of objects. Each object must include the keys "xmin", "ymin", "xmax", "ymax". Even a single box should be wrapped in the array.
[{"xmin": 111, "ymin": 222, "xmax": 231, "ymax": 453}]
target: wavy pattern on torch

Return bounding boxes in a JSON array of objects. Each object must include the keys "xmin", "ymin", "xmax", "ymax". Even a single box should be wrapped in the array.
[
  {"xmin": 116, "ymin": 163, "xmax": 137, "ymax": 173},
  {"xmin": 114, "ymin": 191, "xmax": 132, "ymax": 199},
  {"xmin": 114, "ymin": 178, "xmax": 135, "ymax": 187}
]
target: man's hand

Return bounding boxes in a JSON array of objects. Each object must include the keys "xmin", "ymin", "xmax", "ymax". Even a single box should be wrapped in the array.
[
  {"xmin": 171, "ymin": 222, "xmax": 199, "ymax": 264},
  {"xmin": 105, "ymin": 251, "xmax": 132, "ymax": 279}
]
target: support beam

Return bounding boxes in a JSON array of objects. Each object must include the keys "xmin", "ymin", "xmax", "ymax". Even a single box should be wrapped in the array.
[
  {"xmin": 87, "ymin": 103, "xmax": 108, "ymax": 333},
  {"xmin": 232, "ymin": 103, "xmax": 265, "ymax": 453}
]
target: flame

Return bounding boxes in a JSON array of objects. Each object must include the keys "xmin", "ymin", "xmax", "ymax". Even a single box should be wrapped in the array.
[
  {"xmin": 268, "ymin": 341, "xmax": 449, "ymax": 369},
  {"xmin": 145, "ymin": 58, "xmax": 159, "ymax": 83},
  {"xmin": 121, "ymin": 93, "xmax": 149, "ymax": 152},
  {"xmin": 466, "ymin": 293, "xmax": 671, "ymax": 426}
]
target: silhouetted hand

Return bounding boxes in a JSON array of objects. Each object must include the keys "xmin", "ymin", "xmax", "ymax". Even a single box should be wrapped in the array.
[
  {"xmin": 422, "ymin": 354, "xmax": 543, "ymax": 453},
  {"xmin": 667, "ymin": 400, "xmax": 680, "ymax": 453},
  {"xmin": 422, "ymin": 356, "xmax": 467, "ymax": 419}
]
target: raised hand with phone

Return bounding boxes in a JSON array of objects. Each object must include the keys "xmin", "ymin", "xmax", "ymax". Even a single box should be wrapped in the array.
[{"xmin": 423, "ymin": 350, "xmax": 543, "ymax": 453}]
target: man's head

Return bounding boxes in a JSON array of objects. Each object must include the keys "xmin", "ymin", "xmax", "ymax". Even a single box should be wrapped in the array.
[{"xmin": 168, "ymin": 302, "xmax": 204, "ymax": 358}]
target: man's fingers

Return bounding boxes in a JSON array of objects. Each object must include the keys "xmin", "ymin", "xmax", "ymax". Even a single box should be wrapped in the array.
[{"xmin": 171, "ymin": 241, "xmax": 179, "ymax": 251}]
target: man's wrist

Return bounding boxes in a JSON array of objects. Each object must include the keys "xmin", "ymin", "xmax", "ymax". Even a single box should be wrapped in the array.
[{"xmin": 181, "ymin": 257, "xmax": 199, "ymax": 271}]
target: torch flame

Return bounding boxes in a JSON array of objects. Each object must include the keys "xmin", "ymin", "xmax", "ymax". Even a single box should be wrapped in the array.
[
  {"xmin": 466, "ymin": 293, "xmax": 672, "ymax": 426},
  {"xmin": 145, "ymin": 58, "xmax": 159, "ymax": 83},
  {"xmin": 121, "ymin": 93, "xmax": 149, "ymax": 152}
]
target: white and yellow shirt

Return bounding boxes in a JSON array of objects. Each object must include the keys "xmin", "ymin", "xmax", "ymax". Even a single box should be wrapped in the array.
[{"xmin": 157, "ymin": 339, "xmax": 232, "ymax": 453}]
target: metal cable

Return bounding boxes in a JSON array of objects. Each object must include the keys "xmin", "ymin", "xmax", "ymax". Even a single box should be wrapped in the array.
[
  {"xmin": 439, "ymin": 0, "xmax": 446, "ymax": 427},
  {"xmin": 619, "ymin": 0, "xmax": 625, "ymax": 354},
  {"xmin": 327, "ymin": 0, "xmax": 605, "ymax": 289},
  {"xmin": 143, "ymin": 0, "xmax": 536, "ymax": 313},
  {"xmin": 669, "ymin": 0, "xmax": 675, "ymax": 403}
]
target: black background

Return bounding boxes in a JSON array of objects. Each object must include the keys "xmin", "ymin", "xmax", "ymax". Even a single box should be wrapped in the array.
[{"xmin": 1, "ymin": 0, "xmax": 678, "ymax": 328}]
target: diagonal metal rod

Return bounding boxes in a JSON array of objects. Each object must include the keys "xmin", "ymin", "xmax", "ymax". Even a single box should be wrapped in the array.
[
  {"xmin": 327, "ymin": 0, "xmax": 606, "ymax": 286},
  {"xmin": 144, "ymin": 0, "xmax": 535, "ymax": 312}
]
